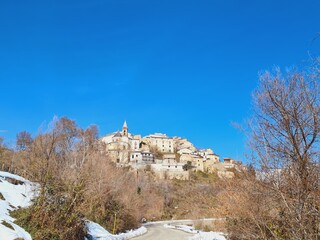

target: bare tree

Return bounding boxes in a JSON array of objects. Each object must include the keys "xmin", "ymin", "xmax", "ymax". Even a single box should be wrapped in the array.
[
  {"xmin": 16, "ymin": 131, "xmax": 33, "ymax": 151},
  {"xmin": 0, "ymin": 136, "xmax": 4, "ymax": 155},
  {"xmin": 246, "ymin": 67, "xmax": 320, "ymax": 239},
  {"xmin": 217, "ymin": 65, "xmax": 320, "ymax": 240}
]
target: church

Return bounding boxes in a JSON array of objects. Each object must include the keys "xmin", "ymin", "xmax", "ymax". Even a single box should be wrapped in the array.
[{"xmin": 101, "ymin": 121, "xmax": 154, "ymax": 165}]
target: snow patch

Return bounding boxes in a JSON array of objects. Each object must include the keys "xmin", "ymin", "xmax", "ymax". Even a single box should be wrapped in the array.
[
  {"xmin": 164, "ymin": 224, "xmax": 198, "ymax": 233},
  {"xmin": 118, "ymin": 226, "xmax": 147, "ymax": 239},
  {"xmin": 85, "ymin": 220, "xmax": 147, "ymax": 240},
  {"xmin": 189, "ymin": 231, "xmax": 226, "ymax": 240},
  {"xmin": 0, "ymin": 171, "xmax": 38, "ymax": 240},
  {"xmin": 164, "ymin": 223, "xmax": 226, "ymax": 240}
]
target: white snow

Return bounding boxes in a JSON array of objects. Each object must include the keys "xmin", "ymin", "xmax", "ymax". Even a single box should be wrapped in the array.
[
  {"xmin": 163, "ymin": 223, "xmax": 226, "ymax": 240},
  {"xmin": 85, "ymin": 221, "xmax": 118, "ymax": 240},
  {"xmin": 117, "ymin": 226, "xmax": 147, "ymax": 239},
  {"xmin": 144, "ymin": 218, "xmax": 224, "ymax": 226},
  {"xmin": 85, "ymin": 220, "xmax": 147, "ymax": 240},
  {"xmin": 0, "ymin": 171, "xmax": 38, "ymax": 240},
  {"xmin": 189, "ymin": 231, "xmax": 226, "ymax": 240},
  {"xmin": 164, "ymin": 223, "xmax": 198, "ymax": 233}
]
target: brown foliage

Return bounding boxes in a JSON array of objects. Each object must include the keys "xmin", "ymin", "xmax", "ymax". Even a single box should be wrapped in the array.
[
  {"xmin": 6, "ymin": 115, "xmax": 231, "ymax": 237},
  {"xmin": 217, "ymin": 66, "xmax": 320, "ymax": 240},
  {"xmin": 79, "ymin": 151, "xmax": 164, "ymax": 232},
  {"xmin": 159, "ymin": 172, "xmax": 223, "ymax": 220},
  {"xmin": 16, "ymin": 131, "xmax": 33, "ymax": 151},
  {"xmin": 10, "ymin": 116, "xmax": 164, "ymax": 237}
]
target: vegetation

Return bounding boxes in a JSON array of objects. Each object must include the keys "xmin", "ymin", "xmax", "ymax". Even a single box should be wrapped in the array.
[
  {"xmin": 12, "ymin": 181, "xmax": 86, "ymax": 240},
  {"xmin": 1, "ymin": 118, "xmax": 227, "ymax": 237},
  {"xmin": 1, "ymin": 221, "xmax": 14, "ymax": 230},
  {"xmin": 2, "ymin": 117, "xmax": 163, "ymax": 239},
  {"xmin": 190, "ymin": 169, "xmax": 219, "ymax": 182},
  {"xmin": 160, "ymin": 174, "xmax": 222, "ymax": 220},
  {"xmin": 149, "ymin": 145, "xmax": 164, "ymax": 159},
  {"xmin": 182, "ymin": 160, "xmax": 194, "ymax": 171},
  {"xmin": 0, "ymin": 136, "xmax": 14, "ymax": 172},
  {"xmin": 217, "ymin": 64, "xmax": 320, "ymax": 239},
  {"xmin": 2, "ymin": 61, "xmax": 318, "ymax": 240}
]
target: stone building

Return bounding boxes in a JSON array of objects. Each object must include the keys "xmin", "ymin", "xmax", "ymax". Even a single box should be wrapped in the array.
[
  {"xmin": 142, "ymin": 133, "xmax": 174, "ymax": 153},
  {"xmin": 101, "ymin": 121, "xmax": 153, "ymax": 165},
  {"xmin": 100, "ymin": 121, "xmax": 240, "ymax": 179},
  {"xmin": 151, "ymin": 159, "xmax": 189, "ymax": 180},
  {"xmin": 173, "ymin": 137, "xmax": 197, "ymax": 152}
]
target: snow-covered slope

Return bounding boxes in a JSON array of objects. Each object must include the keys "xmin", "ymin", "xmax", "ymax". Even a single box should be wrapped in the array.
[
  {"xmin": 85, "ymin": 220, "xmax": 147, "ymax": 240},
  {"xmin": 0, "ymin": 171, "xmax": 38, "ymax": 240},
  {"xmin": 0, "ymin": 171, "xmax": 146, "ymax": 240}
]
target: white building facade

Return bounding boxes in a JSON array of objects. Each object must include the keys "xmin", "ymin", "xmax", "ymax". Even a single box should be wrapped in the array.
[{"xmin": 142, "ymin": 133, "xmax": 174, "ymax": 153}]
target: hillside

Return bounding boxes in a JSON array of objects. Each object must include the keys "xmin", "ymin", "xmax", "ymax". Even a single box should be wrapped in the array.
[
  {"xmin": 0, "ymin": 171, "xmax": 36, "ymax": 240},
  {"xmin": 0, "ymin": 171, "xmax": 146, "ymax": 240}
]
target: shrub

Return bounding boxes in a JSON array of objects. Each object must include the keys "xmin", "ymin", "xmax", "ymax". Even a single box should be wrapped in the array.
[{"xmin": 12, "ymin": 180, "xmax": 86, "ymax": 240}]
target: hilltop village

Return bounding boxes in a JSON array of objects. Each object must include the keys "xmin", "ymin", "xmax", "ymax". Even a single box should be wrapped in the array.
[{"xmin": 101, "ymin": 121, "xmax": 240, "ymax": 179}]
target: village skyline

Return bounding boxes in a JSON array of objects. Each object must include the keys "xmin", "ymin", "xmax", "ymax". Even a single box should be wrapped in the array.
[
  {"xmin": 0, "ymin": 1, "xmax": 319, "ymax": 239},
  {"xmin": 1, "ymin": 0, "xmax": 320, "ymax": 162}
]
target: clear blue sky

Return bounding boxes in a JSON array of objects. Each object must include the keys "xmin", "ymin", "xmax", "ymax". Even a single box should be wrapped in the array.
[{"xmin": 1, "ymin": 0, "xmax": 319, "ymax": 161}]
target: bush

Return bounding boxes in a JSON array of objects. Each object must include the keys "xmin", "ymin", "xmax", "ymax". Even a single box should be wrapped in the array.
[
  {"xmin": 7, "ymin": 117, "xmax": 164, "ymax": 236},
  {"xmin": 12, "ymin": 180, "xmax": 86, "ymax": 240}
]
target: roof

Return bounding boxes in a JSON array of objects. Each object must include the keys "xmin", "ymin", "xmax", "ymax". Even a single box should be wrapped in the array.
[
  {"xmin": 123, "ymin": 121, "xmax": 128, "ymax": 128},
  {"xmin": 113, "ymin": 131, "xmax": 122, "ymax": 137},
  {"xmin": 145, "ymin": 133, "xmax": 170, "ymax": 139}
]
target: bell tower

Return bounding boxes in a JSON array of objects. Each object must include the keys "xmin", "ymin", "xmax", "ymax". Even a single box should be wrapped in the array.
[{"xmin": 122, "ymin": 121, "xmax": 128, "ymax": 137}]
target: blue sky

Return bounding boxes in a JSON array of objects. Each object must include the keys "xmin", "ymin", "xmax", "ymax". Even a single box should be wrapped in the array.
[{"xmin": 0, "ymin": 0, "xmax": 319, "ymax": 161}]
